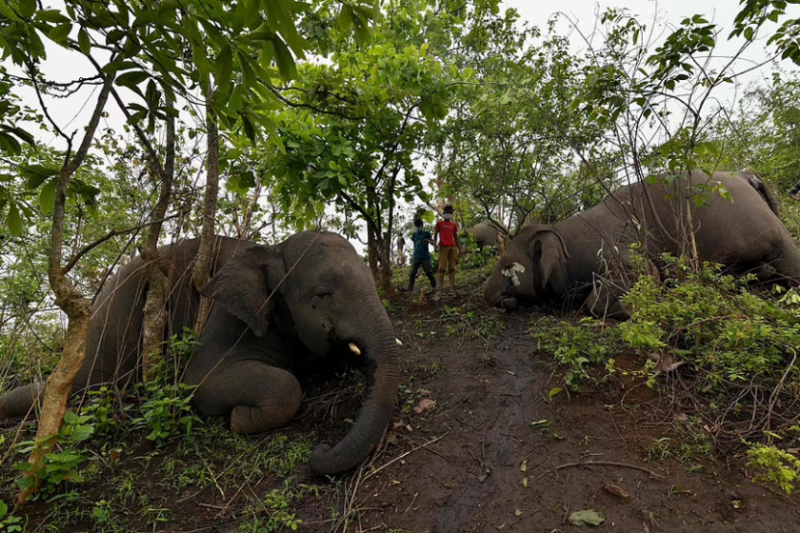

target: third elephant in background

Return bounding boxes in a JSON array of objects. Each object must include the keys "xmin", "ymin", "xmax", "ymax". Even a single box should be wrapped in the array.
[{"xmin": 484, "ymin": 170, "xmax": 800, "ymax": 317}]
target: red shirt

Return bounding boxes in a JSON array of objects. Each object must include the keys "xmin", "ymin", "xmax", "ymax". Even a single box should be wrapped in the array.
[{"xmin": 435, "ymin": 220, "xmax": 459, "ymax": 247}]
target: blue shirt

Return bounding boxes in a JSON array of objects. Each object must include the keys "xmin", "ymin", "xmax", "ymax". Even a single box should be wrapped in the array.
[{"xmin": 411, "ymin": 230, "xmax": 432, "ymax": 260}]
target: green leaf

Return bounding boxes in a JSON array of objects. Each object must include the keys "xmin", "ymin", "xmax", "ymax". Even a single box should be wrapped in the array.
[
  {"xmin": 78, "ymin": 28, "xmax": 91, "ymax": 55},
  {"xmin": 102, "ymin": 61, "xmax": 140, "ymax": 74},
  {"xmin": 569, "ymin": 509, "xmax": 605, "ymax": 527},
  {"xmin": 215, "ymin": 45, "xmax": 233, "ymax": 95},
  {"xmin": 116, "ymin": 70, "xmax": 149, "ymax": 89},
  {"xmin": 6, "ymin": 201, "xmax": 22, "ymax": 236},
  {"xmin": 63, "ymin": 410, "xmax": 79, "ymax": 425},
  {"xmin": 19, "ymin": 0, "xmax": 36, "ymax": 18},
  {"xmin": 338, "ymin": 5, "xmax": 353, "ymax": 31},
  {"xmin": 548, "ymin": 387, "xmax": 564, "ymax": 399},
  {"xmin": 238, "ymin": 51, "xmax": 257, "ymax": 87},
  {"xmin": 23, "ymin": 164, "xmax": 59, "ymax": 188},
  {"xmin": 39, "ymin": 179, "xmax": 56, "ymax": 213},
  {"xmin": 48, "ymin": 23, "xmax": 72, "ymax": 44},
  {"xmin": 272, "ymin": 38, "xmax": 297, "ymax": 80}
]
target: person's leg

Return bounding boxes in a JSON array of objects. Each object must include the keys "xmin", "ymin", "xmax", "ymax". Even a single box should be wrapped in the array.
[
  {"xmin": 448, "ymin": 247, "xmax": 458, "ymax": 293},
  {"xmin": 408, "ymin": 259, "xmax": 421, "ymax": 292},
  {"xmin": 422, "ymin": 258, "xmax": 436, "ymax": 289},
  {"xmin": 437, "ymin": 248, "xmax": 447, "ymax": 290}
]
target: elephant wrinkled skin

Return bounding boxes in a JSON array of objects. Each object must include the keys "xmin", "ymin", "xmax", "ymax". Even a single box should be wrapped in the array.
[
  {"xmin": 0, "ymin": 231, "xmax": 400, "ymax": 476},
  {"xmin": 484, "ymin": 170, "xmax": 800, "ymax": 316}
]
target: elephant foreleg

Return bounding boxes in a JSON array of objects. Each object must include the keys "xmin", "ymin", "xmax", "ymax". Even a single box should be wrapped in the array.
[{"xmin": 192, "ymin": 361, "xmax": 302, "ymax": 434}]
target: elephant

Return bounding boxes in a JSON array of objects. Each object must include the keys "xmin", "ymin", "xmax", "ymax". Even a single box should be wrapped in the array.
[
  {"xmin": 462, "ymin": 222, "xmax": 506, "ymax": 255},
  {"xmin": 484, "ymin": 170, "xmax": 800, "ymax": 316},
  {"xmin": 467, "ymin": 222, "xmax": 500, "ymax": 249},
  {"xmin": 0, "ymin": 231, "xmax": 400, "ymax": 475}
]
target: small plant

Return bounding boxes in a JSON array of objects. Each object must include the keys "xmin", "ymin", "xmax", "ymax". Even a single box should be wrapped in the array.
[
  {"xmin": 80, "ymin": 387, "xmax": 122, "ymax": 436},
  {"xmin": 132, "ymin": 330, "xmax": 202, "ymax": 444},
  {"xmin": 398, "ymin": 385, "xmax": 421, "ymax": 415},
  {"xmin": 239, "ymin": 481, "xmax": 318, "ymax": 533},
  {"xmin": 440, "ymin": 305, "xmax": 505, "ymax": 344},
  {"xmin": 132, "ymin": 383, "xmax": 200, "ymax": 443},
  {"xmin": 0, "ymin": 502, "xmax": 24, "ymax": 533},
  {"xmin": 15, "ymin": 410, "xmax": 95, "ymax": 498},
  {"xmin": 531, "ymin": 317, "xmax": 620, "ymax": 388},
  {"xmin": 747, "ymin": 444, "xmax": 800, "ymax": 494},
  {"xmin": 90, "ymin": 500, "xmax": 122, "ymax": 532}
]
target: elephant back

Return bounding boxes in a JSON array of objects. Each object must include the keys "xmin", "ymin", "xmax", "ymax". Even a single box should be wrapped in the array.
[{"xmin": 75, "ymin": 237, "xmax": 253, "ymax": 392}]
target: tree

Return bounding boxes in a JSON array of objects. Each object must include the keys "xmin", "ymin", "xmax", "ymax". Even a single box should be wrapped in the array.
[{"xmin": 266, "ymin": 0, "xmax": 501, "ymax": 293}]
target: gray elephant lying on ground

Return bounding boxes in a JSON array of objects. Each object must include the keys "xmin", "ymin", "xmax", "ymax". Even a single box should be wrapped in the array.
[
  {"xmin": 464, "ymin": 221, "xmax": 505, "ymax": 253},
  {"xmin": 467, "ymin": 222, "xmax": 501, "ymax": 249},
  {"xmin": 484, "ymin": 170, "xmax": 800, "ymax": 316},
  {"xmin": 0, "ymin": 231, "xmax": 400, "ymax": 475}
]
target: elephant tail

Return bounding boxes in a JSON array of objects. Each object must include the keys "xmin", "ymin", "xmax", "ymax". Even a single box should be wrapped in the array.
[
  {"xmin": 0, "ymin": 382, "xmax": 44, "ymax": 423},
  {"xmin": 741, "ymin": 170, "xmax": 780, "ymax": 216}
]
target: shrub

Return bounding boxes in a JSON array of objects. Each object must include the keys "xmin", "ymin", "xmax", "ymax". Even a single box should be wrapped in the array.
[
  {"xmin": 131, "ymin": 329, "xmax": 202, "ymax": 444},
  {"xmin": 747, "ymin": 443, "xmax": 800, "ymax": 494},
  {"xmin": 15, "ymin": 410, "xmax": 95, "ymax": 498}
]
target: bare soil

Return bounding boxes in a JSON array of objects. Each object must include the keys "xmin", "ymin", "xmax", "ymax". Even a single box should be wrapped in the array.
[{"xmin": 3, "ymin": 289, "xmax": 799, "ymax": 533}]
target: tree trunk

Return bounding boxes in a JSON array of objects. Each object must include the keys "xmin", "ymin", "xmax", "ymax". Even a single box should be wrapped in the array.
[
  {"xmin": 140, "ymin": 95, "xmax": 176, "ymax": 377},
  {"xmin": 18, "ymin": 73, "xmax": 115, "ymax": 504},
  {"xmin": 367, "ymin": 226, "xmax": 379, "ymax": 279},
  {"xmin": 377, "ymin": 236, "xmax": 394, "ymax": 296},
  {"xmin": 192, "ymin": 84, "xmax": 220, "ymax": 335}
]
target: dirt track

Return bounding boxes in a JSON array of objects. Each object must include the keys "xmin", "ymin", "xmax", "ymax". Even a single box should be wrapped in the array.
[{"xmin": 313, "ymin": 300, "xmax": 800, "ymax": 533}]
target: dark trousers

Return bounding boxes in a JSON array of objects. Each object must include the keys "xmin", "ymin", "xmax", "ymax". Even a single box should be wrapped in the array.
[{"xmin": 408, "ymin": 257, "xmax": 436, "ymax": 291}]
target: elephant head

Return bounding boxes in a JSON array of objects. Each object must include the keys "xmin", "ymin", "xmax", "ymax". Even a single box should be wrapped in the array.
[
  {"xmin": 200, "ymin": 231, "xmax": 400, "ymax": 475},
  {"xmin": 483, "ymin": 224, "xmax": 570, "ymax": 310}
]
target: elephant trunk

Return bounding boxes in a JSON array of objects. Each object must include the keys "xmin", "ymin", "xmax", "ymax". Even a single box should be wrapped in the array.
[{"xmin": 309, "ymin": 311, "xmax": 400, "ymax": 475}]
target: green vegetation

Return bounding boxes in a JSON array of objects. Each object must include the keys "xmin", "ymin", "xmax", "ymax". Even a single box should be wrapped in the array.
[
  {"xmin": 3, "ymin": 0, "xmax": 800, "ymax": 521},
  {"xmin": 533, "ymin": 256, "xmax": 800, "ymax": 493}
]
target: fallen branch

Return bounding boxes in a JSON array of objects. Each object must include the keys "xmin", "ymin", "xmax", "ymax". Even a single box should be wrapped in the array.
[
  {"xmin": 549, "ymin": 460, "xmax": 664, "ymax": 478},
  {"xmin": 363, "ymin": 431, "xmax": 449, "ymax": 483}
]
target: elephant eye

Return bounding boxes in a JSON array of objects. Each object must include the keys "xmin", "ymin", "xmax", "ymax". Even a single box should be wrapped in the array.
[{"xmin": 314, "ymin": 288, "xmax": 332, "ymax": 299}]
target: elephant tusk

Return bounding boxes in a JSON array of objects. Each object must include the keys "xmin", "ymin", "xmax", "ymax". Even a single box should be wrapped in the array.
[
  {"xmin": 396, "ymin": 338, "xmax": 403, "ymax": 347},
  {"xmin": 348, "ymin": 342, "xmax": 361, "ymax": 356}
]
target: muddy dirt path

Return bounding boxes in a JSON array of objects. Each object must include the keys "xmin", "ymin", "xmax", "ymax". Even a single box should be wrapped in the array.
[{"xmin": 321, "ymin": 309, "xmax": 799, "ymax": 533}]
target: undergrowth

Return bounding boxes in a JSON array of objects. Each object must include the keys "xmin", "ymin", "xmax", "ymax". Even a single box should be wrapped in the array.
[
  {"xmin": 0, "ymin": 329, "xmax": 318, "ymax": 531},
  {"xmin": 532, "ymin": 255, "xmax": 800, "ymax": 493}
]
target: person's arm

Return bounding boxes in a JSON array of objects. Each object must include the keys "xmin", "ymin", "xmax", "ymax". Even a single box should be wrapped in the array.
[{"xmin": 434, "ymin": 223, "xmax": 440, "ymax": 246}]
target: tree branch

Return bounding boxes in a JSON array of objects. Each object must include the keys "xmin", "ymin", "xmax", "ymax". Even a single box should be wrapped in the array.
[{"xmin": 63, "ymin": 213, "xmax": 180, "ymax": 274}]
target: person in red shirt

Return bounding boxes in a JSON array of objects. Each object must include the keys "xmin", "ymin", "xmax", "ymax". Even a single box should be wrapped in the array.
[{"xmin": 435, "ymin": 204, "xmax": 459, "ymax": 295}]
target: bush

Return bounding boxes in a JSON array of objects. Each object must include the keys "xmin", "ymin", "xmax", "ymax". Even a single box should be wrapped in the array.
[
  {"xmin": 620, "ymin": 256, "xmax": 800, "ymax": 389},
  {"xmin": 532, "ymin": 317, "xmax": 621, "ymax": 388},
  {"xmin": 131, "ymin": 329, "xmax": 202, "ymax": 444},
  {"xmin": 747, "ymin": 443, "xmax": 800, "ymax": 494},
  {"xmin": 532, "ymin": 254, "xmax": 800, "ymax": 483}
]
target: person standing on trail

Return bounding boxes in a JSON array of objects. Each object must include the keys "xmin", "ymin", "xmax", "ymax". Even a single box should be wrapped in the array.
[
  {"xmin": 435, "ymin": 205, "xmax": 459, "ymax": 295},
  {"xmin": 408, "ymin": 219, "xmax": 437, "ymax": 292}
]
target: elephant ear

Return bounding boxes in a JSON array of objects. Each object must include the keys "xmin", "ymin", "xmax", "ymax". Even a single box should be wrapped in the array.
[
  {"xmin": 199, "ymin": 244, "xmax": 285, "ymax": 337},
  {"xmin": 529, "ymin": 229, "xmax": 569, "ymax": 297}
]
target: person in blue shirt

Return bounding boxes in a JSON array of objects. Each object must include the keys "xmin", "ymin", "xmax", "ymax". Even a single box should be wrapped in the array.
[{"xmin": 408, "ymin": 219, "xmax": 437, "ymax": 293}]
